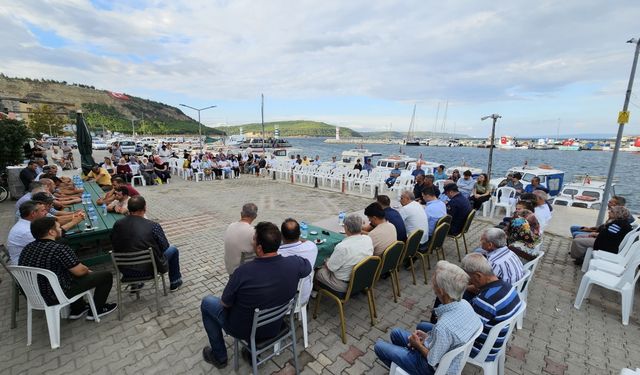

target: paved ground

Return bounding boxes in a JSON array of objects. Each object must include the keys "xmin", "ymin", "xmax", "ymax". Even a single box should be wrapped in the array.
[{"xmin": 1, "ymin": 172, "xmax": 639, "ymax": 375}]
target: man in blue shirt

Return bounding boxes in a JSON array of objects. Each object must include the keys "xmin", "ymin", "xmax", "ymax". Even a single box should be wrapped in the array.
[
  {"xmin": 376, "ymin": 195, "xmax": 407, "ymax": 241},
  {"xmin": 461, "ymin": 254, "xmax": 522, "ymax": 361},
  {"xmin": 375, "ymin": 261, "xmax": 482, "ymax": 374},
  {"xmin": 385, "ymin": 163, "xmax": 402, "ymax": 188},
  {"xmin": 422, "ymin": 187, "xmax": 447, "ymax": 237},
  {"xmin": 523, "ymin": 176, "xmax": 549, "ymax": 194},
  {"xmin": 411, "ymin": 163, "xmax": 425, "ymax": 177},
  {"xmin": 200, "ymin": 222, "xmax": 311, "ymax": 368},
  {"xmin": 444, "ymin": 184, "xmax": 472, "ymax": 236}
]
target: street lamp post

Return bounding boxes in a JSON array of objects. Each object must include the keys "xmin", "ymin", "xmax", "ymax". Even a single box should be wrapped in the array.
[
  {"xmin": 596, "ymin": 38, "xmax": 640, "ymax": 225},
  {"xmin": 481, "ymin": 114, "xmax": 501, "ymax": 180},
  {"xmin": 131, "ymin": 118, "xmax": 136, "ymax": 136},
  {"xmin": 179, "ymin": 103, "xmax": 217, "ymax": 148}
]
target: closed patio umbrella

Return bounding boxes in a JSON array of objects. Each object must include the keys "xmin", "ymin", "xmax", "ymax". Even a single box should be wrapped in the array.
[{"xmin": 75, "ymin": 110, "xmax": 95, "ymax": 173}]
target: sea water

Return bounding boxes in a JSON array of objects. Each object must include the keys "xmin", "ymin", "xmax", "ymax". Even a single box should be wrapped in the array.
[{"xmin": 287, "ymin": 138, "xmax": 640, "ymax": 212}]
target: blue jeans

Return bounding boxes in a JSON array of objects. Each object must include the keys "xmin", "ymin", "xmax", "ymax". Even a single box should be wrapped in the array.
[
  {"xmin": 570, "ymin": 225, "xmax": 590, "ymax": 238},
  {"xmin": 374, "ymin": 326, "xmax": 435, "ymax": 375},
  {"xmin": 164, "ymin": 245, "xmax": 182, "ymax": 285},
  {"xmin": 201, "ymin": 296, "xmax": 230, "ymax": 362}
]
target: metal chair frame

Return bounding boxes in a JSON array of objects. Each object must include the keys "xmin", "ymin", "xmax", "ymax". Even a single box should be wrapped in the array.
[
  {"xmin": 1, "ymin": 244, "xmax": 21, "ymax": 329},
  {"xmin": 416, "ymin": 222, "xmax": 451, "ymax": 284},
  {"xmin": 110, "ymin": 248, "xmax": 167, "ymax": 320},
  {"xmin": 447, "ymin": 209, "xmax": 476, "ymax": 262},
  {"xmin": 313, "ymin": 256, "xmax": 382, "ymax": 344},
  {"xmin": 376, "ymin": 241, "xmax": 405, "ymax": 302}
]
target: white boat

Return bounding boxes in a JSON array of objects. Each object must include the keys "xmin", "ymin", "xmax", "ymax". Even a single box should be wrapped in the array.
[
  {"xmin": 552, "ymin": 175, "xmax": 616, "ymax": 210},
  {"xmin": 621, "ymin": 137, "xmax": 640, "ymax": 152},
  {"xmin": 497, "ymin": 136, "xmax": 517, "ymax": 150},
  {"xmin": 336, "ymin": 148, "xmax": 382, "ymax": 169},
  {"xmin": 533, "ymin": 138, "xmax": 555, "ymax": 150},
  {"xmin": 227, "ymin": 134, "xmax": 245, "ymax": 146},
  {"xmin": 490, "ymin": 165, "xmax": 565, "ymax": 197},
  {"xmin": 374, "ymin": 155, "xmax": 417, "ymax": 173}
]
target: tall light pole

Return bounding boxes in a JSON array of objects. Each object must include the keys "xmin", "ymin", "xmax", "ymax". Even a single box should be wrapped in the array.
[
  {"xmin": 481, "ymin": 114, "xmax": 501, "ymax": 180},
  {"xmin": 597, "ymin": 38, "xmax": 640, "ymax": 225},
  {"xmin": 131, "ymin": 117, "xmax": 136, "ymax": 136},
  {"xmin": 179, "ymin": 103, "xmax": 217, "ymax": 148}
]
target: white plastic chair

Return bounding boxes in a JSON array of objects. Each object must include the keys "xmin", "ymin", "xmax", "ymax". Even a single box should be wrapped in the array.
[
  {"xmin": 511, "ymin": 269, "xmax": 534, "ymax": 329},
  {"xmin": 194, "ymin": 170, "xmax": 205, "ymax": 182},
  {"xmin": 574, "ymin": 256, "xmax": 640, "ymax": 325},
  {"xmin": 434, "ymin": 179, "xmax": 447, "ymax": 192},
  {"xmin": 582, "ymin": 228, "xmax": 640, "ymax": 273},
  {"xmin": 467, "ymin": 302, "xmax": 527, "ymax": 375},
  {"xmin": 481, "ymin": 200, "xmax": 492, "ymax": 217},
  {"xmin": 8, "ymin": 266, "xmax": 100, "ymax": 349},
  {"xmin": 586, "ymin": 240, "xmax": 640, "ymax": 278},
  {"xmin": 131, "ymin": 175, "xmax": 146, "ymax": 187},
  {"xmin": 389, "ymin": 324, "xmax": 484, "ymax": 375},
  {"xmin": 620, "ymin": 368, "xmax": 640, "ymax": 375},
  {"xmin": 490, "ymin": 187, "xmax": 516, "ymax": 218}
]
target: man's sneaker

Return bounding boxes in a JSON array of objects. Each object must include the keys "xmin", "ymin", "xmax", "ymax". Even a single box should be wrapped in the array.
[
  {"xmin": 169, "ymin": 280, "xmax": 183, "ymax": 292},
  {"xmin": 202, "ymin": 346, "xmax": 227, "ymax": 369},
  {"xmin": 86, "ymin": 303, "xmax": 118, "ymax": 321},
  {"xmin": 68, "ymin": 304, "xmax": 89, "ymax": 320}
]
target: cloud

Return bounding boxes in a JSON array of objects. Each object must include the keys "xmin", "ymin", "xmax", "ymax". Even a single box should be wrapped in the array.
[{"xmin": 1, "ymin": 0, "xmax": 639, "ymax": 135}]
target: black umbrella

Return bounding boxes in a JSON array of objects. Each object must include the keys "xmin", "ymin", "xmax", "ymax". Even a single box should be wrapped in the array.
[{"xmin": 76, "ymin": 111, "xmax": 95, "ymax": 173}]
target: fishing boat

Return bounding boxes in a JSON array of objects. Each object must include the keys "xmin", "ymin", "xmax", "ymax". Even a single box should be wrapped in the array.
[
  {"xmin": 490, "ymin": 164, "xmax": 565, "ymax": 197},
  {"xmin": 375, "ymin": 155, "xmax": 418, "ymax": 171},
  {"xmin": 533, "ymin": 138, "xmax": 555, "ymax": 150},
  {"xmin": 238, "ymin": 137, "xmax": 294, "ymax": 149},
  {"xmin": 552, "ymin": 175, "xmax": 615, "ymax": 210},
  {"xmin": 557, "ymin": 139, "xmax": 581, "ymax": 151},
  {"xmin": 621, "ymin": 136, "xmax": 640, "ymax": 152},
  {"xmin": 336, "ymin": 148, "xmax": 382, "ymax": 168},
  {"xmin": 497, "ymin": 136, "xmax": 517, "ymax": 150}
]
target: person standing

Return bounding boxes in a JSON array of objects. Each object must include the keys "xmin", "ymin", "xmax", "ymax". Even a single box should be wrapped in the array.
[{"xmin": 224, "ymin": 203, "xmax": 258, "ymax": 274}]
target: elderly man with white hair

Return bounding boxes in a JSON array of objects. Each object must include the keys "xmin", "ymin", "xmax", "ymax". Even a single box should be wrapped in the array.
[
  {"xmin": 374, "ymin": 260, "xmax": 482, "ymax": 375},
  {"xmin": 532, "ymin": 190, "xmax": 552, "ymax": 232},
  {"xmin": 314, "ymin": 214, "xmax": 373, "ymax": 293},
  {"xmin": 476, "ymin": 228, "xmax": 524, "ymax": 285}
]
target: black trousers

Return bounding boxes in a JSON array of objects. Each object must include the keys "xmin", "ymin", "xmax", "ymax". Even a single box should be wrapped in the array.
[{"xmin": 65, "ymin": 270, "xmax": 113, "ymax": 312}]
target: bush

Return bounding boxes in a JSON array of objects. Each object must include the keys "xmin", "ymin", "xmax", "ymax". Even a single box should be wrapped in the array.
[{"xmin": 0, "ymin": 118, "xmax": 32, "ymax": 170}]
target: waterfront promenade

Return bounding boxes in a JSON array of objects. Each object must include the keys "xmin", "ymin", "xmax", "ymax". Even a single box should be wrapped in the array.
[{"xmin": 0, "ymin": 176, "xmax": 638, "ymax": 374}]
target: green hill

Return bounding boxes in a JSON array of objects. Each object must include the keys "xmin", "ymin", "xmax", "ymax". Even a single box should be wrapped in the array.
[
  {"xmin": 215, "ymin": 120, "xmax": 362, "ymax": 137},
  {"xmin": 0, "ymin": 74, "xmax": 224, "ymax": 135}
]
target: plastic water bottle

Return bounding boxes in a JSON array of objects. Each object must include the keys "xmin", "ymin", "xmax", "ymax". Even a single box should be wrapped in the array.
[
  {"xmin": 88, "ymin": 207, "xmax": 98, "ymax": 226},
  {"xmin": 102, "ymin": 203, "xmax": 108, "ymax": 216},
  {"xmin": 338, "ymin": 211, "xmax": 345, "ymax": 226},
  {"xmin": 300, "ymin": 222, "xmax": 308, "ymax": 239}
]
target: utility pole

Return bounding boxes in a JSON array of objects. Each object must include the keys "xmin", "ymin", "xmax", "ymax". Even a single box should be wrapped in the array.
[
  {"xmin": 481, "ymin": 114, "xmax": 502, "ymax": 180},
  {"xmin": 597, "ymin": 38, "xmax": 640, "ymax": 225},
  {"xmin": 179, "ymin": 103, "xmax": 217, "ymax": 149}
]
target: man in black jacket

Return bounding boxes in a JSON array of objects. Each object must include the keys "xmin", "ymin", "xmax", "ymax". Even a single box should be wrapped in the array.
[{"xmin": 111, "ymin": 196, "xmax": 183, "ymax": 291}]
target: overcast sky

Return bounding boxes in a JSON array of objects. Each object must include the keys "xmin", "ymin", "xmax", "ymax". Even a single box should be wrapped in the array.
[{"xmin": 1, "ymin": 0, "xmax": 640, "ymax": 137}]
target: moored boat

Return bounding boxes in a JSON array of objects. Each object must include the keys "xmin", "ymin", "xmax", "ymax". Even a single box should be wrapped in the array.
[{"xmin": 552, "ymin": 175, "xmax": 615, "ymax": 209}]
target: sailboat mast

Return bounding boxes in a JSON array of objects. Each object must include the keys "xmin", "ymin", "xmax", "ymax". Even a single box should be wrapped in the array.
[
  {"xmin": 441, "ymin": 99, "xmax": 449, "ymax": 133},
  {"xmin": 408, "ymin": 104, "xmax": 417, "ymax": 139},
  {"xmin": 433, "ymin": 102, "xmax": 440, "ymax": 135}
]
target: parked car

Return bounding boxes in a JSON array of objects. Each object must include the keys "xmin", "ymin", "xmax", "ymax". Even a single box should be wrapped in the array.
[
  {"xmin": 92, "ymin": 138, "xmax": 108, "ymax": 150},
  {"xmin": 117, "ymin": 140, "xmax": 137, "ymax": 155}
]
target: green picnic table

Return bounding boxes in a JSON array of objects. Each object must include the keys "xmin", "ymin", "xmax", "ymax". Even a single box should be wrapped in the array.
[
  {"xmin": 306, "ymin": 224, "xmax": 344, "ymax": 268},
  {"xmin": 62, "ymin": 181, "xmax": 123, "ymax": 266}
]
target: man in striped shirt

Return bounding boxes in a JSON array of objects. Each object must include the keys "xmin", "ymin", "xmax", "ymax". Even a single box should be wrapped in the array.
[
  {"xmin": 477, "ymin": 228, "xmax": 524, "ymax": 285},
  {"xmin": 461, "ymin": 253, "xmax": 522, "ymax": 361}
]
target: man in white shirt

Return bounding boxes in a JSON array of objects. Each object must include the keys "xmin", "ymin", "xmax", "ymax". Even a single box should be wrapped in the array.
[
  {"xmin": 456, "ymin": 170, "xmax": 475, "ymax": 198},
  {"xmin": 399, "ymin": 191, "xmax": 429, "ymax": 246},
  {"xmin": 533, "ymin": 190, "xmax": 552, "ymax": 233},
  {"xmin": 158, "ymin": 144, "xmax": 171, "ymax": 163},
  {"xmin": 278, "ymin": 219, "xmax": 318, "ymax": 304},
  {"xmin": 224, "ymin": 203, "xmax": 258, "ymax": 275},
  {"xmin": 7, "ymin": 201, "xmax": 48, "ymax": 264},
  {"xmin": 315, "ymin": 214, "xmax": 373, "ymax": 293},
  {"xmin": 362, "ymin": 202, "xmax": 397, "ymax": 256}
]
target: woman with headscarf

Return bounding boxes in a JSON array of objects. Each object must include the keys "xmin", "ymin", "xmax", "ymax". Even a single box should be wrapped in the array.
[
  {"xmin": 140, "ymin": 157, "xmax": 158, "ymax": 185},
  {"xmin": 503, "ymin": 198, "xmax": 541, "ymax": 261},
  {"xmin": 570, "ymin": 206, "xmax": 633, "ymax": 265},
  {"xmin": 154, "ymin": 155, "xmax": 171, "ymax": 183},
  {"xmin": 116, "ymin": 157, "xmax": 133, "ymax": 182}
]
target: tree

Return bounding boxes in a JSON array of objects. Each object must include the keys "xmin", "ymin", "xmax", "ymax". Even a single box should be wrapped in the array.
[
  {"xmin": 0, "ymin": 119, "xmax": 32, "ymax": 170},
  {"xmin": 29, "ymin": 104, "xmax": 66, "ymax": 136}
]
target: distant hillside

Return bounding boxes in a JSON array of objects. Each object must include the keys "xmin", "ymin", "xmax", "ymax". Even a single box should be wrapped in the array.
[
  {"xmin": 361, "ymin": 130, "xmax": 469, "ymax": 138},
  {"xmin": 216, "ymin": 121, "xmax": 362, "ymax": 137},
  {"xmin": 0, "ymin": 74, "xmax": 224, "ymax": 135}
]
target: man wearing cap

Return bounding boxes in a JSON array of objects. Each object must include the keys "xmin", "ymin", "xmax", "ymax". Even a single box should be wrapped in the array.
[{"xmin": 444, "ymin": 183, "xmax": 472, "ymax": 236}]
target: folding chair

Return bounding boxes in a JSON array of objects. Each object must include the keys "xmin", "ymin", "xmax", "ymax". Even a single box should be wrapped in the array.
[
  {"xmin": 416, "ymin": 222, "xmax": 451, "ymax": 284},
  {"xmin": 376, "ymin": 241, "xmax": 405, "ymax": 302},
  {"xmin": 447, "ymin": 210, "xmax": 476, "ymax": 262}
]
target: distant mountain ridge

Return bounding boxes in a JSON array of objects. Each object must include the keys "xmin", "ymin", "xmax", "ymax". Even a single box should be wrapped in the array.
[
  {"xmin": 0, "ymin": 74, "xmax": 224, "ymax": 135},
  {"xmin": 215, "ymin": 120, "xmax": 362, "ymax": 137}
]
